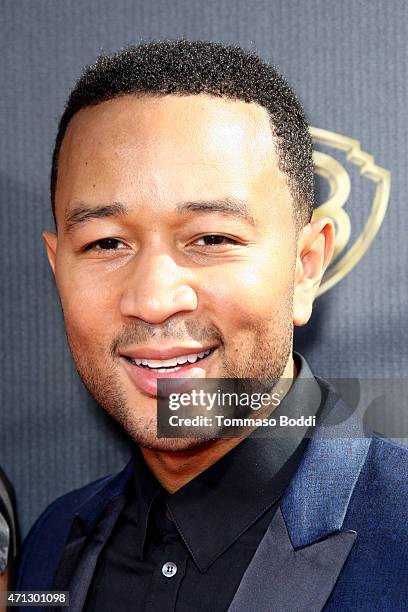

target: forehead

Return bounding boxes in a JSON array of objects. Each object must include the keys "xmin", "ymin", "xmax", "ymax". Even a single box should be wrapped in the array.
[{"xmin": 55, "ymin": 94, "xmax": 291, "ymax": 224}]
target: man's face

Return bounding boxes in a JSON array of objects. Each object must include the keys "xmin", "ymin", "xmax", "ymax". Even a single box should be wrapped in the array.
[{"xmin": 45, "ymin": 94, "xmax": 299, "ymax": 450}]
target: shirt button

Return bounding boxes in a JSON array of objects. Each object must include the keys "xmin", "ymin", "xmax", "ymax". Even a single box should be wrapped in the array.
[{"xmin": 162, "ymin": 561, "xmax": 178, "ymax": 578}]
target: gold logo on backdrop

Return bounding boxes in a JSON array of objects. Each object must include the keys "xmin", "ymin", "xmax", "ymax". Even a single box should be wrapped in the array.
[{"xmin": 310, "ymin": 127, "xmax": 391, "ymax": 296}]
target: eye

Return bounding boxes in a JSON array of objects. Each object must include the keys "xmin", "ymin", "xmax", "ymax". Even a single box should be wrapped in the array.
[
  {"xmin": 83, "ymin": 238, "xmax": 127, "ymax": 251},
  {"xmin": 193, "ymin": 235, "xmax": 238, "ymax": 247}
]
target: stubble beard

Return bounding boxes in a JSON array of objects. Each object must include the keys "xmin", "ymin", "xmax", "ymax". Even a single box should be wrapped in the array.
[{"xmin": 64, "ymin": 290, "xmax": 294, "ymax": 452}]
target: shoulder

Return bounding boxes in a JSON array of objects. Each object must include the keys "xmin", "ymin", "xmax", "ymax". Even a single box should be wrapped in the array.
[
  {"xmin": 345, "ymin": 434, "xmax": 408, "ymax": 537},
  {"xmin": 363, "ymin": 434, "xmax": 408, "ymax": 501},
  {"xmin": 329, "ymin": 436, "xmax": 408, "ymax": 605},
  {"xmin": 316, "ymin": 372, "xmax": 408, "ymax": 495},
  {"xmin": 17, "ymin": 470, "xmax": 124, "ymax": 590},
  {"xmin": 370, "ymin": 432, "xmax": 408, "ymax": 458},
  {"xmin": 24, "ymin": 472, "xmax": 112, "ymax": 543}
]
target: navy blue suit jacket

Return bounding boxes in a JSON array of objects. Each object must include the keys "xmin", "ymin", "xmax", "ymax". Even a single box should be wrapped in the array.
[{"xmin": 17, "ymin": 378, "xmax": 408, "ymax": 610}]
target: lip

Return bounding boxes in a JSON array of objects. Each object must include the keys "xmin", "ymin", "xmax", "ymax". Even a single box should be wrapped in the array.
[
  {"xmin": 119, "ymin": 347, "xmax": 218, "ymax": 397},
  {"xmin": 119, "ymin": 344, "xmax": 218, "ymax": 361}
]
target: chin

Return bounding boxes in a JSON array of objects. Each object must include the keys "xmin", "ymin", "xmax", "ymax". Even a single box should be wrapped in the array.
[{"xmin": 131, "ymin": 430, "xmax": 216, "ymax": 452}]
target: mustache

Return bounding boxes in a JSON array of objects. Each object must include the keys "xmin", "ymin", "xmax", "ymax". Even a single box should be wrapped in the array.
[{"xmin": 111, "ymin": 319, "xmax": 223, "ymax": 354}]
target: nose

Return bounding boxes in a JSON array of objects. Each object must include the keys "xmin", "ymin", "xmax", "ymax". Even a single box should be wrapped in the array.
[{"xmin": 119, "ymin": 253, "xmax": 198, "ymax": 324}]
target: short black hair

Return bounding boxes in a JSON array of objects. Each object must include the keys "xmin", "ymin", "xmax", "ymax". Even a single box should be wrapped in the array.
[{"xmin": 51, "ymin": 39, "xmax": 314, "ymax": 228}]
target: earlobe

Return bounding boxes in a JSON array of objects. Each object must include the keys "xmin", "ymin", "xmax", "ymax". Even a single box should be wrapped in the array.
[
  {"xmin": 42, "ymin": 231, "xmax": 58, "ymax": 275},
  {"xmin": 293, "ymin": 283, "xmax": 313, "ymax": 327}
]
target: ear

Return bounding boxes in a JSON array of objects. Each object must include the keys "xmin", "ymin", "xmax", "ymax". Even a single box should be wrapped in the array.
[
  {"xmin": 42, "ymin": 231, "xmax": 58, "ymax": 275},
  {"xmin": 293, "ymin": 217, "xmax": 335, "ymax": 326}
]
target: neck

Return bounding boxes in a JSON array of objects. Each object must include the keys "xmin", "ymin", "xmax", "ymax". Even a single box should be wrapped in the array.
[{"xmin": 141, "ymin": 353, "xmax": 297, "ymax": 493}]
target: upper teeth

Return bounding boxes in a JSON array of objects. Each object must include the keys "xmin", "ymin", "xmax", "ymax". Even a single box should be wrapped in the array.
[{"xmin": 132, "ymin": 349, "xmax": 212, "ymax": 369}]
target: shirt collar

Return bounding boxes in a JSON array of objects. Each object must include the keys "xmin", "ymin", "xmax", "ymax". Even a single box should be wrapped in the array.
[{"xmin": 131, "ymin": 352, "xmax": 324, "ymax": 571}]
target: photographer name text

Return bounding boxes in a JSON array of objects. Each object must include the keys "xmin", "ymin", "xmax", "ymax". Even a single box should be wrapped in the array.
[{"xmin": 167, "ymin": 415, "xmax": 316, "ymax": 428}]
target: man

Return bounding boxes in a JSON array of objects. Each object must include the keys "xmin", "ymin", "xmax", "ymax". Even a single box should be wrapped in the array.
[{"xmin": 17, "ymin": 40, "xmax": 408, "ymax": 610}]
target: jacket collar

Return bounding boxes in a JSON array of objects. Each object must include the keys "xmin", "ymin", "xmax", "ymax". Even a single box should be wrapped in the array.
[
  {"xmin": 281, "ymin": 375, "xmax": 372, "ymax": 547},
  {"xmin": 227, "ymin": 379, "xmax": 372, "ymax": 611},
  {"xmin": 75, "ymin": 461, "xmax": 134, "ymax": 533}
]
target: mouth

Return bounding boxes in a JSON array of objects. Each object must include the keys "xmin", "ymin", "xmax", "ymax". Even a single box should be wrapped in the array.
[
  {"xmin": 123, "ymin": 346, "xmax": 217, "ymax": 373},
  {"xmin": 119, "ymin": 346, "xmax": 219, "ymax": 396}
]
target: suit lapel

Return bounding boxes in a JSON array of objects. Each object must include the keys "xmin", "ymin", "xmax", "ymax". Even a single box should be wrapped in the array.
[
  {"xmin": 51, "ymin": 462, "xmax": 134, "ymax": 610},
  {"xmin": 280, "ymin": 382, "xmax": 371, "ymax": 548},
  {"xmin": 228, "ymin": 383, "xmax": 372, "ymax": 612},
  {"xmin": 64, "ymin": 495, "xmax": 126, "ymax": 611},
  {"xmin": 228, "ymin": 507, "xmax": 356, "ymax": 612}
]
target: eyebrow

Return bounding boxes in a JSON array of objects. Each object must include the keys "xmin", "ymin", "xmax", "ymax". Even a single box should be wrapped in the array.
[
  {"xmin": 64, "ymin": 197, "xmax": 256, "ymax": 233},
  {"xmin": 64, "ymin": 202, "xmax": 128, "ymax": 233},
  {"xmin": 176, "ymin": 198, "xmax": 256, "ymax": 225}
]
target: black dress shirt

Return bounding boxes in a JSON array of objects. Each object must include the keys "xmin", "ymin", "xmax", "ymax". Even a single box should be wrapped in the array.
[{"xmin": 84, "ymin": 354, "xmax": 325, "ymax": 611}]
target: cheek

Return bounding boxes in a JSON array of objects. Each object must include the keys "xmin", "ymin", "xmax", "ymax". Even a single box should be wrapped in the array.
[
  {"xmin": 200, "ymin": 251, "xmax": 295, "ymax": 328},
  {"xmin": 55, "ymin": 264, "xmax": 119, "ymax": 341}
]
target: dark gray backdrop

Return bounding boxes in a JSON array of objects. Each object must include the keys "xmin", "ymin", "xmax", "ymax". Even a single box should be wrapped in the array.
[{"xmin": 1, "ymin": 0, "xmax": 407, "ymax": 537}]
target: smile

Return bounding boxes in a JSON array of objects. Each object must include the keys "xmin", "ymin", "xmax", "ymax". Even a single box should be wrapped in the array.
[{"xmin": 123, "ymin": 347, "xmax": 217, "ymax": 373}]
